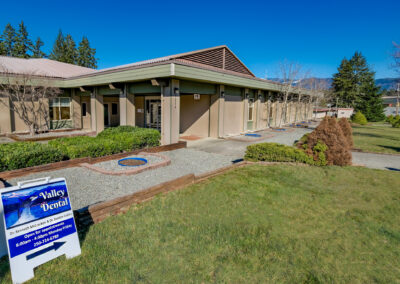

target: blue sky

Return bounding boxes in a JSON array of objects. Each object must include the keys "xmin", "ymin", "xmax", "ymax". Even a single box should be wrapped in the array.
[{"xmin": 1, "ymin": 0, "xmax": 399, "ymax": 79}]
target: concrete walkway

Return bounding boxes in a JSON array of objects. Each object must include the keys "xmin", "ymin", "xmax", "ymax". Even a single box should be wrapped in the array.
[{"xmin": 188, "ymin": 128, "xmax": 400, "ymax": 171}]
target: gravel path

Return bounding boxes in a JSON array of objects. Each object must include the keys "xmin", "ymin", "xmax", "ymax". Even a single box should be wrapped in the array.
[
  {"xmin": 7, "ymin": 149, "xmax": 234, "ymax": 210},
  {"xmin": 93, "ymin": 154, "xmax": 164, "ymax": 172}
]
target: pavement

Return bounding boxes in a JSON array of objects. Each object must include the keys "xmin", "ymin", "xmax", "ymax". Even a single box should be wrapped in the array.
[{"xmin": 187, "ymin": 127, "xmax": 400, "ymax": 171}]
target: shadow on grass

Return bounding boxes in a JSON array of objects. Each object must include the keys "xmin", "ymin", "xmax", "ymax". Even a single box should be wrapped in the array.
[
  {"xmin": 353, "ymin": 132, "xmax": 399, "ymax": 141},
  {"xmin": 378, "ymin": 145, "xmax": 400, "ymax": 153},
  {"xmin": 386, "ymin": 167, "xmax": 400, "ymax": 172}
]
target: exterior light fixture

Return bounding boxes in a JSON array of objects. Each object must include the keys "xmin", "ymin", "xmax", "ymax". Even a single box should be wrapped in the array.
[
  {"xmin": 220, "ymin": 91, "xmax": 225, "ymax": 98},
  {"xmin": 246, "ymin": 93, "xmax": 249, "ymax": 99},
  {"xmin": 174, "ymin": 87, "xmax": 179, "ymax": 95}
]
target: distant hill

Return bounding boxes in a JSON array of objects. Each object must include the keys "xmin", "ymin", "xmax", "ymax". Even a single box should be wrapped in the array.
[{"xmin": 268, "ymin": 77, "xmax": 399, "ymax": 90}]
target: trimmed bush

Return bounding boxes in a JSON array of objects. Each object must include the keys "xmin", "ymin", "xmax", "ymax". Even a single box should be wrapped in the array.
[
  {"xmin": 352, "ymin": 111, "xmax": 367, "ymax": 125},
  {"xmin": 302, "ymin": 116, "xmax": 352, "ymax": 166},
  {"xmin": 49, "ymin": 127, "xmax": 161, "ymax": 159},
  {"xmin": 244, "ymin": 143, "xmax": 317, "ymax": 165},
  {"xmin": 0, "ymin": 142, "xmax": 64, "ymax": 171},
  {"xmin": 388, "ymin": 115, "xmax": 400, "ymax": 128},
  {"xmin": 338, "ymin": 118, "xmax": 353, "ymax": 148}
]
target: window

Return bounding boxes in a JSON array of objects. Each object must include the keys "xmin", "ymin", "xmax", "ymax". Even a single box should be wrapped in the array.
[
  {"xmin": 82, "ymin": 103, "xmax": 87, "ymax": 117},
  {"xmin": 248, "ymin": 98, "xmax": 254, "ymax": 121},
  {"xmin": 50, "ymin": 98, "xmax": 71, "ymax": 121},
  {"xmin": 112, "ymin": 103, "xmax": 118, "ymax": 115}
]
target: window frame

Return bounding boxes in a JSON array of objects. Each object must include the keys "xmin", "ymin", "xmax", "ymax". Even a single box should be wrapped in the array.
[
  {"xmin": 50, "ymin": 97, "xmax": 72, "ymax": 121},
  {"xmin": 82, "ymin": 102, "xmax": 87, "ymax": 117}
]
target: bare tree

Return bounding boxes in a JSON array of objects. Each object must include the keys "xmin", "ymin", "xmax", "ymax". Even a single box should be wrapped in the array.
[
  {"xmin": 0, "ymin": 69, "xmax": 61, "ymax": 135},
  {"xmin": 276, "ymin": 60, "xmax": 302, "ymax": 127}
]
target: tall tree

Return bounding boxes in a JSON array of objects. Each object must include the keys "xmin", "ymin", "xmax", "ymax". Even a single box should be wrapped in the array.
[
  {"xmin": 77, "ymin": 36, "xmax": 97, "ymax": 68},
  {"xmin": 32, "ymin": 37, "xmax": 46, "ymax": 58},
  {"xmin": 49, "ymin": 30, "xmax": 66, "ymax": 62},
  {"xmin": 332, "ymin": 58, "xmax": 356, "ymax": 107},
  {"xmin": 332, "ymin": 52, "xmax": 384, "ymax": 121},
  {"xmin": 14, "ymin": 21, "xmax": 32, "ymax": 58},
  {"xmin": 0, "ymin": 39, "xmax": 6, "ymax": 55},
  {"xmin": 63, "ymin": 34, "xmax": 77, "ymax": 64},
  {"xmin": 2, "ymin": 23, "xmax": 16, "ymax": 56}
]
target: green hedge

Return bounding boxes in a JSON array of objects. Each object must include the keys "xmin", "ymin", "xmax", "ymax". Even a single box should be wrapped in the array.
[
  {"xmin": 0, "ymin": 126, "xmax": 161, "ymax": 172},
  {"xmin": 244, "ymin": 143, "xmax": 317, "ymax": 165},
  {"xmin": 386, "ymin": 114, "xmax": 400, "ymax": 128},
  {"xmin": 49, "ymin": 126, "xmax": 160, "ymax": 159},
  {"xmin": 0, "ymin": 142, "xmax": 64, "ymax": 172}
]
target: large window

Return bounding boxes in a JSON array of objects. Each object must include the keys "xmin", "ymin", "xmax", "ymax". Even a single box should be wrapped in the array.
[{"xmin": 50, "ymin": 98, "xmax": 71, "ymax": 121}]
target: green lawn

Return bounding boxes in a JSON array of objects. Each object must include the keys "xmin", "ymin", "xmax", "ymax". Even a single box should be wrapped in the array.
[
  {"xmin": 1, "ymin": 165, "xmax": 400, "ymax": 283},
  {"xmin": 352, "ymin": 123, "xmax": 400, "ymax": 154}
]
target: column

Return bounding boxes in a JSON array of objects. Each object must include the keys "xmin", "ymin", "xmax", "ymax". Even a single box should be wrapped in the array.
[
  {"xmin": 255, "ymin": 90, "xmax": 262, "ymax": 130},
  {"xmin": 119, "ymin": 85, "xmax": 127, "ymax": 126},
  {"xmin": 126, "ymin": 91, "xmax": 135, "ymax": 126},
  {"xmin": 90, "ymin": 91, "xmax": 97, "ymax": 132},
  {"xmin": 71, "ymin": 89, "xmax": 82, "ymax": 129},
  {"xmin": 90, "ymin": 88, "xmax": 104, "ymax": 133},
  {"xmin": 161, "ymin": 79, "xmax": 180, "ymax": 145},
  {"xmin": 243, "ymin": 88, "xmax": 249, "ymax": 132},
  {"xmin": 217, "ymin": 85, "xmax": 225, "ymax": 137}
]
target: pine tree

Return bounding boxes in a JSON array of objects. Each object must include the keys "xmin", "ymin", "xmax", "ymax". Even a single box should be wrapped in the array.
[
  {"xmin": 32, "ymin": 37, "xmax": 46, "ymax": 58},
  {"xmin": 77, "ymin": 36, "xmax": 97, "ymax": 68},
  {"xmin": 2, "ymin": 23, "xmax": 16, "ymax": 56},
  {"xmin": 332, "ymin": 52, "xmax": 385, "ymax": 121},
  {"xmin": 332, "ymin": 58, "xmax": 356, "ymax": 107},
  {"xmin": 14, "ymin": 21, "xmax": 32, "ymax": 58},
  {"xmin": 49, "ymin": 30, "xmax": 66, "ymax": 62},
  {"xmin": 0, "ymin": 39, "xmax": 6, "ymax": 55},
  {"xmin": 63, "ymin": 34, "xmax": 77, "ymax": 64},
  {"xmin": 350, "ymin": 52, "xmax": 385, "ymax": 121}
]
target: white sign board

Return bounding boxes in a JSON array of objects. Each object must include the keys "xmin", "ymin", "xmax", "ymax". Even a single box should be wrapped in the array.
[{"xmin": 0, "ymin": 177, "xmax": 81, "ymax": 284}]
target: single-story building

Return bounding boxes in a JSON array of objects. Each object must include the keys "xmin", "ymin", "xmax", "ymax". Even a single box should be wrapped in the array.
[
  {"xmin": 313, "ymin": 107, "xmax": 353, "ymax": 119},
  {"xmin": 0, "ymin": 46, "xmax": 318, "ymax": 144}
]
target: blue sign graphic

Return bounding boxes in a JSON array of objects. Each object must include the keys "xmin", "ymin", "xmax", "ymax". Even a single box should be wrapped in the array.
[
  {"xmin": 8, "ymin": 218, "xmax": 76, "ymax": 258},
  {"xmin": 1, "ymin": 181, "xmax": 71, "ymax": 229}
]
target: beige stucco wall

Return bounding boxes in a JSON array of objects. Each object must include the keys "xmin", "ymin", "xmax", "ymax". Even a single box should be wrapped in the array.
[
  {"xmin": 209, "ymin": 94, "xmax": 219, "ymax": 138},
  {"xmin": 72, "ymin": 95, "xmax": 82, "ymax": 129},
  {"xmin": 126, "ymin": 94, "xmax": 135, "ymax": 126},
  {"xmin": 12, "ymin": 100, "xmax": 49, "ymax": 132},
  {"xmin": 223, "ymin": 95, "xmax": 243, "ymax": 136},
  {"xmin": 81, "ymin": 96, "xmax": 91, "ymax": 129},
  {"xmin": 0, "ymin": 97, "xmax": 12, "ymax": 134},
  {"xmin": 180, "ymin": 94, "xmax": 210, "ymax": 137}
]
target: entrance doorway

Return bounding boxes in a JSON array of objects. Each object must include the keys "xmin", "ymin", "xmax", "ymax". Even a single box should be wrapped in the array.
[
  {"xmin": 145, "ymin": 99, "xmax": 161, "ymax": 131},
  {"xmin": 104, "ymin": 103, "xmax": 110, "ymax": 127}
]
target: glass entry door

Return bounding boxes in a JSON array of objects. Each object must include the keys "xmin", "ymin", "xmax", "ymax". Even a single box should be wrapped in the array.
[{"xmin": 145, "ymin": 99, "xmax": 161, "ymax": 131}]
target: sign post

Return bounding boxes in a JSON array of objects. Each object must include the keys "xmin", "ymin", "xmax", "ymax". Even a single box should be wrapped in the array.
[{"xmin": 0, "ymin": 177, "xmax": 81, "ymax": 284}]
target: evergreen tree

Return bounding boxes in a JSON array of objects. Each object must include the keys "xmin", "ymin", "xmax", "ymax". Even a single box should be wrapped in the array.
[
  {"xmin": 77, "ymin": 36, "xmax": 97, "ymax": 68},
  {"xmin": 63, "ymin": 34, "xmax": 77, "ymax": 64},
  {"xmin": 332, "ymin": 58, "xmax": 356, "ymax": 107},
  {"xmin": 0, "ymin": 39, "xmax": 6, "ymax": 55},
  {"xmin": 49, "ymin": 30, "xmax": 66, "ymax": 62},
  {"xmin": 2, "ymin": 23, "xmax": 16, "ymax": 56},
  {"xmin": 332, "ymin": 52, "xmax": 385, "ymax": 121},
  {"xmin": 32, "ymin": 37, "xmax": 46, "ymax": 58},
  {"xmin": 14, "ymin": 21, "xmax": 32, "ymax": 58}
]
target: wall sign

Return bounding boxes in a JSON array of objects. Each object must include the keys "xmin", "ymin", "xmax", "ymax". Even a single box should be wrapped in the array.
[{"xmin": 0, "ymin": 177, "xmax": 81, "ymax": 283}]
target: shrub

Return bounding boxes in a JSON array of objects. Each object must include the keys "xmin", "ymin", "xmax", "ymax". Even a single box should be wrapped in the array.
[
  {"xmin": 244, "ymin": 143, "xmax": 318, "ymax": 165},
  {"xmin": 0, "ymin": 142, "xmax": 64, "ymax": 172},
  {"xmin": 352, "ymin": 111, "xmax": 367, "ymax": 125},
  {"xmin": 386, "ymin": 115, "xmax": 394, "ymax": 124},
  {"xmin": 391, "ymin": 115, "xmax": 400, "ymax": 128},
  {"xmin": 338, "ymin": 118, "xmax": 353, "ymax": 148},
  {"xmin": 49, "ymin": 127, "xmax": 161, "ymax": 159},
  {"xmin": 302, "ymin": 116, "xmax": 352, "ymax": 166}
]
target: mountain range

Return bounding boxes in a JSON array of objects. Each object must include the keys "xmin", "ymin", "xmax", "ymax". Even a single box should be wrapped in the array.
[{"xmin": 269, "ymin": 78, "xmax": 399, "ymax": 90}]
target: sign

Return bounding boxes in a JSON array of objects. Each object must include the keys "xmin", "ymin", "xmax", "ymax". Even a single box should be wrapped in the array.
[{"xmin": 0, "ymin": 177, "xmax": 81, "ymax": 283}]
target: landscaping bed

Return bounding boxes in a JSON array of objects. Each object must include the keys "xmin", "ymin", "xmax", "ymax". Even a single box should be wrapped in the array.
[
  {"xmin": 0, "ymin": 126, "xmax": 161, "ymax": 173},
  {"xmin": 1, "ymin": 164, "xmax": 399, "ymax": 283}
]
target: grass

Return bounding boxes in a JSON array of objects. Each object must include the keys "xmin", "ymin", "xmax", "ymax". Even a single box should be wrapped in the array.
[
  {"xmin": 352, "ymin": 122, "xmax": 400, "ymax": 154},
  {"xmin": 1, "ymin": 165, "xmax": 400, "ymax": 283}
]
